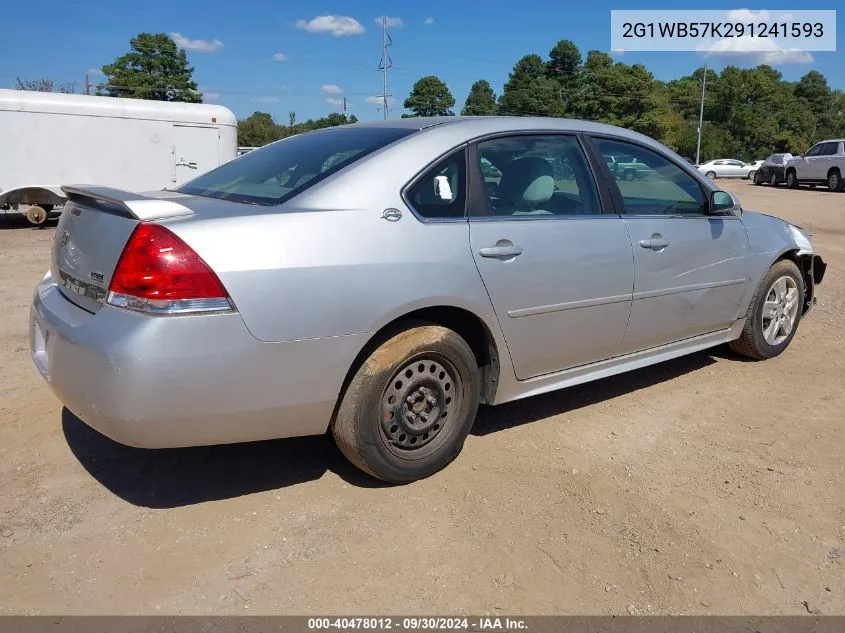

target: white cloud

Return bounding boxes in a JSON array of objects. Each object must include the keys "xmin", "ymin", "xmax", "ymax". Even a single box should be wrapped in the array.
[
  {"xmin": 374, "ymin": 16, "xmax": 403, "ymax": 28},
  {"xmin": 366, "ymin": 95, "xmax": 396, "ymax": 106},
  {"xmin": 170, "ymin": 32, "xmax": 224, "ymax": 53},
  {"xmin": 203, "ymin": 92, "xmax": 221, "ymax": 102},
  {"xmin": 726, "ymin": 9, "xmax": 770, "ymax": 22},
  {"xmin": 272, "ymin": 53, "xmax": 287, "ymax": 61},
  {"xmin": 250, "ymin": 96, "xmax": 280, "ymax": 103},
  {"xmin": 698, "ymin": 36, "xmax": 813, "ymax": 65},
  {"xmin": 296, "ymin": 15, "xmax": 365, "ymax": 36},
  {"xmin": 326, "ymin": 97, "xmax": 345, "ymax": 107},
  {"xmin": 321, "ymin": 84, "xmax": 343, "ymax": 95},
  {"xmin": 87, "ymin": 68, "xmax": 103, "ymax": 75},
  {"xmin": 424, "ymin": 17, "xmax": 434, "ymax": 25}
]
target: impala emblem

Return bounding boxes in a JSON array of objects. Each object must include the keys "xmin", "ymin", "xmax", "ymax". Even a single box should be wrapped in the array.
[{"xmin": 381, "ymin": 208, "xmax": 402, "ymax": 222}]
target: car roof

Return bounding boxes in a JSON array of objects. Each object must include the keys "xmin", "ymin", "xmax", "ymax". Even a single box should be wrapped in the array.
[{"xmin": 344, "ymin": 115, "xmax": 665, "ymax": 142}]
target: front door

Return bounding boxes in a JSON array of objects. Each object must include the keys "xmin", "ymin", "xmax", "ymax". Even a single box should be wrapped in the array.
[
  {"xmin": 590, "ymin": 136, "xmax": 750, "ymax": 352},
  {"xmin": 171, "ymin": 124, "xmax": 220, "ymax": 186},
  {"xmin": 467, "ymin": 133, "xmax": 634, "ymax": 380}
]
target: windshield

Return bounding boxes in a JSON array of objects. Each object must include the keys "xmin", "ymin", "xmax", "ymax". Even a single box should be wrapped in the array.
[{"xmin": 178, "ymin": 126, "xmax": 415, "ymax": 205}]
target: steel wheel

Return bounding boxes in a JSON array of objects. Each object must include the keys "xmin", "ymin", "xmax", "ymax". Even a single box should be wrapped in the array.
[
  {"xmin": 761, "ymin": 276, "xmax": 800, "ymax": 346},
  {"xmin": 380, "ymin": 355, "xmax": 461, "ymax": 456}
]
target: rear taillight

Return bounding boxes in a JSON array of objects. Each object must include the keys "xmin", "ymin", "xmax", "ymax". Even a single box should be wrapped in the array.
[{"xmin": 107, "ymin": 223, "xmax": 233, "ymax": 315}]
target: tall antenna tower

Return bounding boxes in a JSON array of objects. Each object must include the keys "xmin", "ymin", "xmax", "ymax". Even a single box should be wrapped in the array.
[{"xmin": 378, "ymin": 17, "xmax": 393, "ymax": 119}]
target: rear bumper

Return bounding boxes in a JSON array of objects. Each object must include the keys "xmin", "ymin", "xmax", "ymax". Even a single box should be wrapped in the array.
[{"xmin": 30, "ymin": 272, "xmax": 366, "ymax": 449}]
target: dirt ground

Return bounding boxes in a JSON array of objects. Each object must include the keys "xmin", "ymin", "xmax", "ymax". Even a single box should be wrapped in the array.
[{"xmin": 0, "ymin": 181, "xmax": 842, "ymax": 616}]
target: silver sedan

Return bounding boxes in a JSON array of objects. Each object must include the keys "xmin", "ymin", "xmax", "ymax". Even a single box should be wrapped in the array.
[{"xmin": 30, "ymin": 117, "xmax": 827, "ymax": 483}]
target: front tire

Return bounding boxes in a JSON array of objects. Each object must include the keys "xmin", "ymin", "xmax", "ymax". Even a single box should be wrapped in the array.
[
  {"xmin": 786, "ymin": 169, "xmax": 799, "ymax": 189},
  {"xmin": 828, "ymin": 169, "xmax": 843, "ymax": 192},
  {"xmin": 729, "ymin": 260, "xmax": 804, "ymax": 360},
  {"xmin": 332, "ymin": 324, "xmax": 481, "ymax": 483},
  {"xmin": 753, "ymin": 171, "xmax": 763, "ymax": 185}
]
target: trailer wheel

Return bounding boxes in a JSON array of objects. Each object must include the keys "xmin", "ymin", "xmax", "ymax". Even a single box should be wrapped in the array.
[{"xmin": 25, "ymin": 205, "xmax": 48, "ymax": 227}]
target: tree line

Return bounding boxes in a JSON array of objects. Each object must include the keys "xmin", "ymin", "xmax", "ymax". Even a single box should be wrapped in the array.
[
  {"xmin": 401, "ymin": 40, "xmax": 845, "ymax": 161},
  {"xmin": 13, "ymin": 32, "xmax": 844, "ymax": 160}
]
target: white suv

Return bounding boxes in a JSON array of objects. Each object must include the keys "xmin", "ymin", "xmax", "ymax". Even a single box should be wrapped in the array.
[{"xmin": 785, "ymin": 139, "xmax": 845, "ymax": 191}]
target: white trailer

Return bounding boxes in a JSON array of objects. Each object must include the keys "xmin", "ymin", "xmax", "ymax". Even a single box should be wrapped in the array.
[{"xmin": 0, "ymin": 89, "xmax": 237, "ymax": 225}]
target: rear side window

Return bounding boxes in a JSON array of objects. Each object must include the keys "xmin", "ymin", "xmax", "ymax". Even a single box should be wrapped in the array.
[
  {"xmin": 178, "ymin": 127, "xmax": 414, "ymax": 205},
  {"xmin": 820, "ymin": 142, "xmax": 840, "ymax": 156},
  {"xmin": 474, "ymin": 134, "xmax": 601, "ymax": 217},
  {"xmin": 405, "ymin": 150, "xmax": 467, "ymax": 219}
]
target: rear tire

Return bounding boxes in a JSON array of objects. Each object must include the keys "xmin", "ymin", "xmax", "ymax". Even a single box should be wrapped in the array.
[
  {"xmin": 624, "ymin": 169, "xmax": 636, "ymax": 181},
  {"xmin": 729, "ymin": 260, "xmax": 804, "ymax": 360},
  {"xmin": 24, "ymin": 205, "xmax": 47, "ymax": 226},
  {"xmin": 332, "ymin": 324, "xmax": 481, "ymax": 483},
  {"xmin": 705, "ymin": 171, "xmax": 716, "ymax": 180},
  {"xmin": 828, "ymin": 169, "xmax": 843, "ymax": 192},
  {"xmin": 786, "ymin": 169, "xmax": 799, "ymax": 189},
  {"xmin": 748, "ymin": 170, "xmax": 756, "ymax": 181}
]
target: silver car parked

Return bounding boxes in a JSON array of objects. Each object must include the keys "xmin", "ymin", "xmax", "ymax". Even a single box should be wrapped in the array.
[{"xmin": 30, "ymin": 117, "xmax": 827, "ymax": 483}]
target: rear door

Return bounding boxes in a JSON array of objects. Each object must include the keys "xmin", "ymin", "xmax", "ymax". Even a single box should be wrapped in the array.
[
  {"xmin": 467, "ymin": 133, "xmax": 634, "ymax": 380},
  {"xmin": 588, "ymin": 136, "xmax": 750, "ymax": 353},
  {"xmin": 171, "ymin": 124, "xmax": 220, "ymax": 187}
]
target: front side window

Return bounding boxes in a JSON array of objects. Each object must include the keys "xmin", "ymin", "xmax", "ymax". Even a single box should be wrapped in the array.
[
  {"xmin": 474, "ymin": 135, "xmax": 601, "ymax": 217},
  {"xmin": 178, "ymin": 126, "xmax": 414, "ymax": 205},
  {"xmin": 405, "ymin": 150, "xmax": 467, "ymax": 219},
  {"xmin": 593, "ymin": 138, "xmax": 707, "ymax": 216}
]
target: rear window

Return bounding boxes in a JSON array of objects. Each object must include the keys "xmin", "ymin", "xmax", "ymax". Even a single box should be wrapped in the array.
[{"xmin": 178, "ymin": 126, "xmax": 415, "ymax": 205}]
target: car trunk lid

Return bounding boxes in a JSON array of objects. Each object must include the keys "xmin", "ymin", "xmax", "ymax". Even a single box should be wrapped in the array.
[{"xmin": 51, "ymin": 186, "xmax": 195, "ymax": 313}]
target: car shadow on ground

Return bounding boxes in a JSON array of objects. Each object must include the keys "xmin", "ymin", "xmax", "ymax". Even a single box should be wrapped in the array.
[
  {"xmin": 63, "ymin": 349, "xmax": 720, "ymax": 508},
  {"xmin": 0, "ymin": 214, "xmax": 58, "ymax": 230}
]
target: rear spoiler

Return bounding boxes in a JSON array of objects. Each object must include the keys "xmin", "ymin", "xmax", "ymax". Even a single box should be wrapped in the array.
[{"xmin": 61, "ymin": 185, "xmax": 194, "ymax": 221}]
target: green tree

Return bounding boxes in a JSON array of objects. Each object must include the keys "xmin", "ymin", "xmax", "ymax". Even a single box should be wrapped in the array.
[
  {"xmin": 237, "ymin": 112, "xmax": 283, "ymax": 147},
  {"xmin": 404, "ymin": 75, "xmax": 455, "ymax": 117},
  {"xmin": 461, "ymin": 80, "xmax": 498, "ymax": 115},
  {"xmin": 498, "ymin": 54, "xmax": 563, "ymax": 117},
  {"xmin": 99, "ymin": 33, "xmax": 202, "ymax": 102},
  {"xmin": 546, "ymin": 40, "xmax": 582, "ymax": 113}
]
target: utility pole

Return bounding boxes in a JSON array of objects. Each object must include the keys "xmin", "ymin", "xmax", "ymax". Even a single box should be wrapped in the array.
[
  {"xmin": 378, "ymin": 17, "xmax": 393, "ymax": 119},
  {"xmin": 342, "ymin": 96, "xmax": 347, "ymax": 115},
  {"xmin": 84, "ymin": 73, "xmax": 92, "ymax": 96},
  {"xmin": 695, "ymin": 65, "xmax": 707, "ymax": 166}
]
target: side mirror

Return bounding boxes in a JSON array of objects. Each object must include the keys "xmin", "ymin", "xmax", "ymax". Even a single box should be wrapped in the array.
[{"xmin": 709, "ymin": 190, "xmax": 741, "ymax": 216}]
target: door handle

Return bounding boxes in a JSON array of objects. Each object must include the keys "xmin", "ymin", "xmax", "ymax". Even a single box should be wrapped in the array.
[
  {"xmin": 177, "ymin": 159, "xmax": 197, "ymax": 168},
  {"xmin": 639, "ymin": 235, "xmax": 670, "ymax": 250},
  {"xmin": 479, "ymin": 244, "xmax": 523, "ymax": 259}
]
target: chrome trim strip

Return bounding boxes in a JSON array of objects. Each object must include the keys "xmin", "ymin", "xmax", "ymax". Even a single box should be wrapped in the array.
[
  {"xmin": 508, "ymin": 293, "xmax": 631, "ymax": 318},
  {"xmin": 632, "ymin": 278, "xmax": 747, "ymax": 301},
  {"xmin": 107, "ymin": 292, "xmax": 234, "ymax": 315}
]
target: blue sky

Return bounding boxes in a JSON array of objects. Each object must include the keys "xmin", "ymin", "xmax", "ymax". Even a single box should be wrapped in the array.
[{"xmin": 1, "ymin": 1, "xmax": 842, "ymax": 122}]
